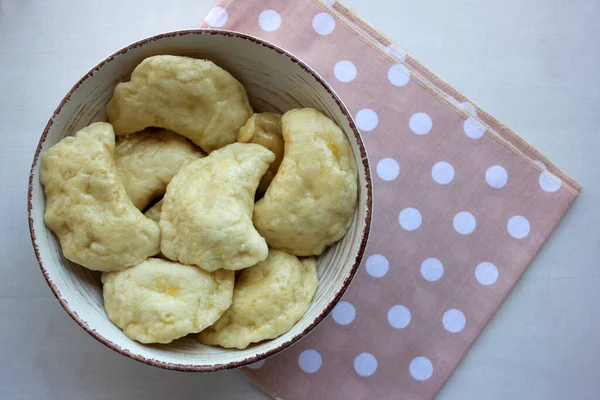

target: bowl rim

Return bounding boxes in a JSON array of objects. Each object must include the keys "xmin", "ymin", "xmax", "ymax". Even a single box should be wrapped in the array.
[{"xmin": 27, "ymin": 29, "xmax": 373, "ymax": 372}]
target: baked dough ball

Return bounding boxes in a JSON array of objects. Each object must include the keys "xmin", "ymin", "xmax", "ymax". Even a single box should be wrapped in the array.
[
  {"xmin": 160, "ymin": 143, "xmax": 275, "ymax": 272},
  {"xmin": 115, "ymin": 128, "xmax": 203, "ymax": 209},
  {"xmin": 144, "ymin": 199, "xmax": 163, "ymax": 223},
  {"xmin": 102, "ymin": 258, "xmax": 234, "ymax": 344},
  {"xmin": 39, "ymin": 122, "xmax": 160, "ymax": 272},
  {"xmin": 253, "ymin": 108, "xmax": 358, "ymax": 256},
  {"xmin": 198, "ymin": 250, "xmax": 318, "ymax": 349},
  {"xmin": 106, "ymin": 55, "xmax": 253, "ymax": 153},
  {"xmin": 237, "ymin": 112, "xmax": 283, "ymax": 197}
]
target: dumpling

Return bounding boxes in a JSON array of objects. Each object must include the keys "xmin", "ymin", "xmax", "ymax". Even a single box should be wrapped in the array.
[
  {"xmin": 144, "ymin": 199, "xmax": 163, "ymax": 223},
  {"xmin": 39, "ymin": 122, "xmax": 160, "ymax": 272},
  {"xmin": 143, "ymin": 200, "xmax": 170, "ymax": 260},
  {"xmin": 160, "ymin": 143, "xmax": 275, "ymax": 272},
  {"xmin": 102, "ymin": 258, "xmax": 234, "ymax": 344},
  {"xmin": 198, "ymin": 250, "xmax": 318, "ymax": 349},
  {"xmin": 106, "ymin": 55, "xmax": 253, "ymax": 153},
  {"xmin": 115, "ymin": 128, "xmax": 204, "ymax": 209},
  {"xmin": 237, "ymin": 112, "xmax": 283, "ymax": 197},
  {"xmin": 253, "ymin": 108, "xmax": 358, "ymax": 256}
]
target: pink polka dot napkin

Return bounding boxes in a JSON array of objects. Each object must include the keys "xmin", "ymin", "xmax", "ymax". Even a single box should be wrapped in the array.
[{"xmin": 201, "ymin": 1, "xmax": 580, "ymax": 399}]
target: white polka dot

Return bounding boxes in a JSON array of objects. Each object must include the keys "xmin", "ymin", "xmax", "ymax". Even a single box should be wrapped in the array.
[
  {"xmin": 354, "ymin": 353, "xmax": 378, "ymax": 377},
  {"xmin": 388, "ymin": 305, "xmax": 411, "ymax": 329},
  {"xmin": 258, "ymin": 10, "xmax": 281, "ymax": 32},
  {"xmin": 388, "ymin": 64, "xmax": 410, "ymax": 87},
  {"xmin": 247, "ymin": 360, "xmax": 265, "ymax": 369},
  {"xmin": 298, "ymin": 349, "xmax": 322, "ymax": 373},
  {"xmin": 410, "ymin": 357, "xmax": 433, "ymax": 381},
  {"xmin": 453, "ymin": 211, "xmax": 476, "ymax": 235},
  {"xmin": 431, "ymin": 161, "xmax": 454, "ymax": 185},
  {"xmin": 420, "ymin": 258, "xmax": 444, "ymax": 282},
  {"xmin": 485, "ymin": 165, "xmax": 508, "ymax": 189},
  {"xmin": 507, "ymin": 215, "xmax": 530, "ymax": 239},
  {"xmin": 399, "ymin": 208, "xmax": 422, "ymax": 231},
  {"xmin": 204, "ymin": 7, "xmax": 228, "ymax": 28},
  {"xmin": 365, "ymin": 254, "xmax": 389, "ymax": 278},
  {"xmin": 463, "ymin": 118, "xmax": 485, "ymax": 139},
  {"xmin": 332, "ymin": 301, "xmax": 355, "ymax": 325},
  {"xmin": 409, "ymin": 112, "xmax": 432, "ymax": 135},
  {"xmin": 539, "ymin": 171, "xmax": 561, "ymax": 192},
  {"xmin": 386, "ymin": 44, "xmax": 407, "ymax": 61},
  {"xmin": 534, "ymin": 160, "xmax": 547, "ymax": 170},
  {"xmin": 312, "ymin": 12, "xmax": 336, "ymax": 35},
  {"xmin": 333, "ymin": 60, "xmax": 357, "ymax": 82},
  {"xmin": 460, "ymin": 102, "xmax": 477, "ymax": 116},
  {"xmin": 355, "ymin": 109, "xmax": 378, "ymax": 132},
  {"xmin": 376, "ymin": 158, "xmax": 400, "ymax": 181},
  {"xmin": 442, "ymin": 309, "xmax": 466, "ymax": 333},
  {"xmin": 475, "ymin": 262, "xmax": 498, "ymax": 286}
]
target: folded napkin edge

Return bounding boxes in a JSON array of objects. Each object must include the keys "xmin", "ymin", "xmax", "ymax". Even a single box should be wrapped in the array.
[
  {"xmin": 243, "ymin": 369, "xmax": 281, "ymax": 399},
  {"xmin": 318, "ymin": 0, "xmax": 581, "ymax": 196}
]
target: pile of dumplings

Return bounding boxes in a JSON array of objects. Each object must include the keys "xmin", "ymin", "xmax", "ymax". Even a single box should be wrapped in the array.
[{"xmin": 40, "ymin": 55, "xmax": 358, "ymax": 349}]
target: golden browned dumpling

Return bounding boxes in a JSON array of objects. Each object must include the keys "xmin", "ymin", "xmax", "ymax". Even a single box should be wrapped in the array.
[
  {"xmin": 160, "ymin": 143, "xmax": 275, "ymax": 272},
  {"xmin": 198, "ymin": 250, "xmax": 318, "ymax": 349},
  {"xmin": 102, "ymin": 258, "xmax": 234, "ymax": 344},
  {"xmin": 39, "ymin": 122, "xmax": 160, "ymax": 272},
  {"xmin": 106, "ymin": 55, "xmax": 253, "ymax": 153},
  {"xmin": 115, "ymin": 129, "xmax": 203, "ymax": 209},
  {"xmin": 253, "ymin": 108, "xmax": 358, "ymax": 256},
  {"xmin": 237, "ymin": 112, "xmax": 283, "ymax": 197}
]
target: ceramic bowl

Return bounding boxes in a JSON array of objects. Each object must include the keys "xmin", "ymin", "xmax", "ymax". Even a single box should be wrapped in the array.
[{"xmin": 28, "ymin": 30, "xmax": 372, "ymax": 371}]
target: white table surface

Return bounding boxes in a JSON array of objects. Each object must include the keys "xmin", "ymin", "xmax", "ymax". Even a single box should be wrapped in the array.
[{"xmin": 1, "ymin": 0, "xmax": 598, "ymax": 399}]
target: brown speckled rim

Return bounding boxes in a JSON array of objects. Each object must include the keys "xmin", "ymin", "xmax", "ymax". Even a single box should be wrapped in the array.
[{"xmin": 27, "ymin": 29, "xmax": 373, "ymax": 372}]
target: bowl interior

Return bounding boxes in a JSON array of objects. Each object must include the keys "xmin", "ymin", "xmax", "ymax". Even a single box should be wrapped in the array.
[{"xmin": 29, "ymin": 30, "xmax": 371, "ymax": 371}]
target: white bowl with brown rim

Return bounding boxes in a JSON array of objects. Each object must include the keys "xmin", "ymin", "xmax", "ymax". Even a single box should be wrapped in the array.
[{"xmin": 28, "ymin": 30, "xmax": 372, "ymax": 371}]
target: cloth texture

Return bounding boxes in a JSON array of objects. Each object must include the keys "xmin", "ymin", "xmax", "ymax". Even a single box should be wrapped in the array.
[{"xmin": 199, "ymin": 1, "xmax": 581, "ymax": 399}]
